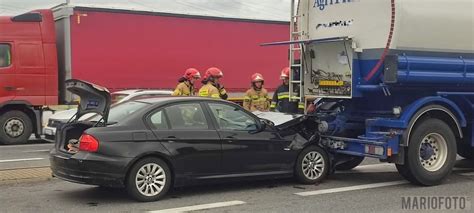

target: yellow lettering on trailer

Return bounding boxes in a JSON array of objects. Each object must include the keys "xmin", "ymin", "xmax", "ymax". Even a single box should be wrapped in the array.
[{"xmin": 319, "ymin": 80, "xmax": 344, "ymax": 87}]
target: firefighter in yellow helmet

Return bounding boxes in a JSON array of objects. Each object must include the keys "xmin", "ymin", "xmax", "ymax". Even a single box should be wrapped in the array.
[
  {"xmin": 243, "ymin": 73, "xmax": 270, "ymax": 112},
  {"xmin": 172, "ymin": 68, "xmax": 201, "ymax": 96},
  {"xmin": 198, "ymin": 67, "xmax": 228, "ymax": 99}
]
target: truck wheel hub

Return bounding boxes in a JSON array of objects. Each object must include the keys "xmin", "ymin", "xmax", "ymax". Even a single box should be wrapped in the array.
[
  {"xmin": 420, "ymin": 143, "xmax": 434, "ymax": 160},
  {"xmin": 4, "ymin": 118, "xmax": 24, "ymax": 138},
  {"xmin": 419, "ymin": 133, "xmax": 447, "ymax": 172}
]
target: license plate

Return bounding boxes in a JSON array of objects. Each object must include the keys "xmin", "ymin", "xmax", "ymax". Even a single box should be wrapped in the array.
[{"xmin": 44, "ymin": 129, "xmax": 53, "ymax": 135}]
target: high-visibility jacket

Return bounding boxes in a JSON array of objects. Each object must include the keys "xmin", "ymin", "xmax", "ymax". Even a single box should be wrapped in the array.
[
  {"xmin": 270, "ymin": 84, "xmax": 304, "ymax": 113},
  {"xmin": 243, "ymin": 88, "xmax": 270, "ymax": 112},
  {"xmin": 199, "ymin": 82, "xmax": 227, "ymax": 99},
  {"xmin": 172, "ymin": 81, "xmax": 195, "ymax": 96}
]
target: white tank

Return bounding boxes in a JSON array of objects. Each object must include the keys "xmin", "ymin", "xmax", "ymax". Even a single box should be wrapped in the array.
[
  {"xmin": 295, "ymin": 0, "xmax": 474, "ymax": 99},
  {"xmin": 297, "ymin": 0, "xmax": 474, "ymax": 53}
]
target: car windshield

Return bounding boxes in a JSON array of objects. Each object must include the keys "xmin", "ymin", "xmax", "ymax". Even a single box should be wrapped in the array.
[
  {"xmin": 111, "ymin": 93, "xmax": 129, "ymax": 104},
  {"xmin": 88, "ymin": 101, "xmax": 150, "ymax": 123}
]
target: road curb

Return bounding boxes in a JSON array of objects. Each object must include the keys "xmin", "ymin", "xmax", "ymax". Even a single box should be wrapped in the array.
[{"xmin": 0, "ymin": 167, "xmax": 52, "ymax": 185}]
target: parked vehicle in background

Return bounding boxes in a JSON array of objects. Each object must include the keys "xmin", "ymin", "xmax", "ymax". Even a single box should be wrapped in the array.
[
  {"xmin": 43, "ymin": 89, "xmax": 172, "ymax": 142},
  {"xmin": 266, "ymin": 0, "xmax": 474, "ymax": 186},
  {"xmin": 0, "ymin": 4, "xmax": 289, "ymax": 144},
  {"xmin": 50, "ymin": 80, "xmax": 327, "ymax": 202}
]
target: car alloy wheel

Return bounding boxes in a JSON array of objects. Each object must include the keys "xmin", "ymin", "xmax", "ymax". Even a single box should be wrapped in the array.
[
  {"xmin": 302, "ymin": 151, "xmax": 325, "ymax": 180},
  {"xmin": 135, "ymin": 163, "xmax": 166, "ymax": 197},
  {"xmin": 295, "ymin": 145, "xmax": 329, "ymax": 184},
  {"xmin": 126, "ymin": 157, "xmax": 171, "ymax": 202}
]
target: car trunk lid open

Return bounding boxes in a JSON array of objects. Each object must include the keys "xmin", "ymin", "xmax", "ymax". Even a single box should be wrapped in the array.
[{"xmin": 55, "ymin": 79, "xmax": 111, "ymax": 154}]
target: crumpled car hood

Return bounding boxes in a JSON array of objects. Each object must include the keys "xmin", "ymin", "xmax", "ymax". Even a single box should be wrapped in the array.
[{"xmin": 253, "ymin": 111, "xmax": 307, "ymax": 129}]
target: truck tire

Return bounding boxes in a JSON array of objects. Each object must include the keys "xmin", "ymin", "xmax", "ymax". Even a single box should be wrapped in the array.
[
  {"xmin": 457, "ymin": 142, "xmax": 474, "ymax": 160},
  {"xmin": 295, "ymin": 146, "xmax": 329, "ymax": 184},
  {"xmin": 0, "ymin": 110, "xmax": 33, "ymax": 145},
  {"xmin": 397, "ymin": 118, "xmax": 456, "ymax": 186},
  {"xmin": 335, "ymin": 156, "xmax": 365, "ymax": 171}
]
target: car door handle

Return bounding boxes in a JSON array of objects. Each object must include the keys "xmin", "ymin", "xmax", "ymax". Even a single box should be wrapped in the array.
[
  {"xmin": 225, "ymin": 136, "xmax": 235, "ymax": 143},
  {"xmin": 165, "ymin": 136, "xmax": 177, "ymax": 143}
]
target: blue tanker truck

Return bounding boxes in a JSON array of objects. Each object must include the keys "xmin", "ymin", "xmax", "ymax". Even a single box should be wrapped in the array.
[{"xmin": 265, "ymin": 0, "xmax": 474, "ymax": 185}]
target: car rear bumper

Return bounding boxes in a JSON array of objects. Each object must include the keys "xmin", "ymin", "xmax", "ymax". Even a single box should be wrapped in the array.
[{"xmin": 50, "ymin": 150, "xmax": 132, "ymax": 187}]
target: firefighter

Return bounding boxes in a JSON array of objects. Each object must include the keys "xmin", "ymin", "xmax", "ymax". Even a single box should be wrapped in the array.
[
  {"xmin": 199, "ymin": 67, "xmax": 228, "ymax": 99},
  {"xmin": 172, "ymin": 68, "xmax": 201, "ymax": 96},
  {"xmin": 270, "ymin": 67, "xmax": 304, "ymax": 113},
  {"xmin": 243, "ymin": 73, "xmax": 270, "ymax": 112}
]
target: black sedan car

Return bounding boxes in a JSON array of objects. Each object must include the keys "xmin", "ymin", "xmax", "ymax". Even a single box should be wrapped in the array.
[{"xmin": 50, "ymin": 80, "xmax": 329, "ymax": 202}]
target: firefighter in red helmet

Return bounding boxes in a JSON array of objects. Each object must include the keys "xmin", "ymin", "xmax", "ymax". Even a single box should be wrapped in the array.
[
  {"xmin": 199, "ymin": 67, "xmax": 228, "ymax": 99},
  {"xmin": 172, "ymin": 68, "xmax": 201, "ymax": 96},
  {"xmin": 270, "ymin": 67, "xmax": 304, "ymax": 113},
  {"xmin": 243, "ymin": 73, "xmax": 270, "ymax": 111}
]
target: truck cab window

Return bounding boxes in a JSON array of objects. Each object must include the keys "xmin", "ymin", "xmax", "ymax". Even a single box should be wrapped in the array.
[{"xmin": 0, "ymin": 44, "xmax": 11, "ymax": 68}]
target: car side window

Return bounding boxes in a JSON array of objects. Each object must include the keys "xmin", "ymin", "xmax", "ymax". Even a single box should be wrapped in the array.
[
  {"xmin": 150, "ymin": 110, "xmax": 169, "ymax": 129},
  {"xmin": 0, "ymin": 44, "xmax": 11, "ymax": 68},
  {"xmin": 208, "ymin": 103, "xmax": 258, "ymax": 131},
  {"xmin": 164, "ymin": 103, "xmax": 208, "ymax": 129}
]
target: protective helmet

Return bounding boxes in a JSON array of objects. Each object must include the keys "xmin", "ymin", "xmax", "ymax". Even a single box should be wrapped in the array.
[
  {"xmin": 206, "ymin": 67, "xmax": 224, "ymax": 78},
  {"xmin": 251, "ymin": 73, "xmax": 264, "ymax": 83},
  {"xmin": 280, "ymin": 67, "xmax": 290, "ymax": 79},
  {"xmin": 184, "ymin": 68, "xmax": 201, "ymax": 80}
]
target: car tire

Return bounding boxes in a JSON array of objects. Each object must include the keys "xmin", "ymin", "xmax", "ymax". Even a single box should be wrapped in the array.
[
  {"xmin": 397, "ymin": 118, "xmax": 456, "ymax": 186},
  {"xmin": 126, "ymin": 157, "xmax": 171, "ymax": 202},
  {"xmin": 335, "ymin": 156, "xmax": 364, "ymax": 171},
  {"xmin": 295, "ymin": 145, "xmax": 329, "ymax": 184},
  {"xmin": 0, "ymin": 110, "xmax": 33, "ymax": 145}
]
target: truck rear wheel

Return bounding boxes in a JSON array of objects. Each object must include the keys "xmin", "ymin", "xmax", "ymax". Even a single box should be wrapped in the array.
[
  {"xmin": 397, "ymin": 118, "xmax": 456, "ymax": 185},
  {"xmin": 0, "ymin": 110, "xmax": 33, "ymax": 145}
]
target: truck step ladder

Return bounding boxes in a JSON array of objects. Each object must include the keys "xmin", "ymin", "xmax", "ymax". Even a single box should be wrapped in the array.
[{"xmin": 289, "ymin": 0, "xmax": 304, "ymax": 103}]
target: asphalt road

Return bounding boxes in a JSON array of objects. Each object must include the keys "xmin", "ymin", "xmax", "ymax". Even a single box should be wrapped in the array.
[
  {"xmin": 1, "ymin": 140, "xmax": 473, "ymax": 212},
  {"xmin": 0, "ymin": 140, "xmax": 53, "ymax": 170},
  {"xmin": 0, "ymin": 158, "xmax": 473, "ymax": 213}
]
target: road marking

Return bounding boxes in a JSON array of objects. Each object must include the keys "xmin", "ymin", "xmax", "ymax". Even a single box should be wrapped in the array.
[
  {"xmin": 1, "ymin": 143, "xmax": 53, "ymax": 149},
  {"xmin": 295, "ymin": 180, "xmax": 408, "ymax": 196},
  {"xmin": 148, "ymin": 200, "xmax": 246, "ymax": 213},
  {"xmin": 22, "ymin": 149, "xmax": 51, "ymax": 153},
  {"xmin": 0, "ymin": 158, "xmax": 44, "ymax": 163},
  {"xmin": 336, "ymin": 163, "xmax": 474, "ymax": 175}
]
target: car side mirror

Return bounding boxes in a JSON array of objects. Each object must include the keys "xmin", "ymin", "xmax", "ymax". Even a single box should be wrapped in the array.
[
  {"xmin": 248, "ymin": 120, "xmax": 267, "ymax": 134},
  {"xmin": 259, "ymin": 121, "xmax": 267, "ymax": 132},
  {"xmin": 260, "ymin": 118, "xmax": 275, "ymax": 127}
]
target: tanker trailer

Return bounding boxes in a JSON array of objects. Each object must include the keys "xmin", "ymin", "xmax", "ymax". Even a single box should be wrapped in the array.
[{"xmin": 265, "ymin": 0, "xmax": 474, "ymax": 185}]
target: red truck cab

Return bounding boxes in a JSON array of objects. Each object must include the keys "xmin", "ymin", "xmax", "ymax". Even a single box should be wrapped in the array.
[{"xmin": 0, "ymin": 10, "xmax": 58, "ymax": 144}]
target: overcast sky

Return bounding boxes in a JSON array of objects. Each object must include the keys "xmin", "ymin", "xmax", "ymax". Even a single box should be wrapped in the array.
[{"xmin": 0, "ymin": 0, "xmax": 292, "ymax": 21}]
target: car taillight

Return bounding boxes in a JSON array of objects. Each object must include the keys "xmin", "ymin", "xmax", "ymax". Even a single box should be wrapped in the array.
[{"xmin": 79, "ymin": 134, "xmax": 99, "ymax": 152}]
